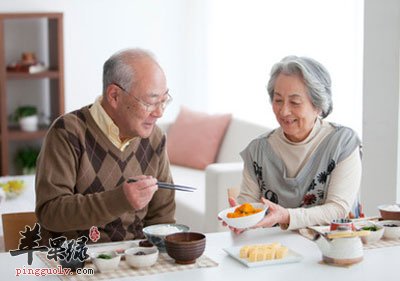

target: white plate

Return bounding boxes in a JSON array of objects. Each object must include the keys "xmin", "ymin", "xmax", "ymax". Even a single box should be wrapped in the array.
[{"xmin": 223, "ymin": 245, "xmax": 303, "ymax": 267}]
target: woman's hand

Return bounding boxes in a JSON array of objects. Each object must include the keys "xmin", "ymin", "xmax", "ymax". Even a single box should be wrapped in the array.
[
  {"xmin": 252, "ymin": 198, "xmax": 290, "ymax": 229},
  {"xmin": 228, "ymin": 197, "xmax": 237, "ymax": 209},
  {"xmin": 219, "ymin": 197, "xmax": 247, "ymax": 234}
]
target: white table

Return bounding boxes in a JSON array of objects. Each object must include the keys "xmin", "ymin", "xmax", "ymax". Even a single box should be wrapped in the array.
[
  {"xmin": 0, "ymin": 175, "xmax": 36, "ymax": 236},
  {"xmin": 0, "ymin": 227, "xmax": 398, "ymax": 281}
]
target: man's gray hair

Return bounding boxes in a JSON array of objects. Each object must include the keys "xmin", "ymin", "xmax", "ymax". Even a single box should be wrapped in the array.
[
  {"xmin": 267, "ymin": 56, "xmax": 333, "ymax": 118},
  {"xmin": 102, "ymin": 48, "xmax": 157, "ymax": 94}
]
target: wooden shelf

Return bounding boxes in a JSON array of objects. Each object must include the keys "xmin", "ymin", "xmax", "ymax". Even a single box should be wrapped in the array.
[
  {"xmin": 7, "ymin": 126, "xmax": 48, "ymax": 141},
  {"xmin": 0, "ymin": 13, "xmax": 63, "ymax": 20},
  {"xmin": 0, "ymin": 12, "xmax": 64, "ymax": 175},
  {"xmin": 6, "ymin": 70, "xmax": 60, "ymax": 80}
]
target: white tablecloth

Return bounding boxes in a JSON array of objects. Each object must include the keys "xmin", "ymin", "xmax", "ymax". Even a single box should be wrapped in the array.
[{"xmin": 0, "ymin": 227, "xmax": 399, "ymax": 281}]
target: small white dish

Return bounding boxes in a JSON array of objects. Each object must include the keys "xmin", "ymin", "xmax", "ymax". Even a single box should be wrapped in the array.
[
  {"xmin": 361, "ymin": 228, "xmax": 384, "ymax": 244},
  {"xmin": 87, "ymin": 241, "xmax": 138, "ymax": 257},
  {"xmin": 91, "ymin": 250, "xmax": 121, "ymax": 273},
  {"xmin": 125, "ymin": 247, "xmax": 159, "ymax": 268},
  {"xmin": 218, "ymin": 203, "xmax": 267, "ymax": 229},
  {"xmin": 376, "ymin": 220, "xmax": 400, "ymax": 240},
  {"xmin": 355, "ymin": 221, "xmax": 384, "ymax": 244}
]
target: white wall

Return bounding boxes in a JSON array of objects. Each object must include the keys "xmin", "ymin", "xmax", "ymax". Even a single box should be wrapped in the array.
[
  {"xmin": 1, "ymin": 0, "xmax": 363, "ymax": 130},
  {"xmin": 362, "ymin": 0, "xmax": 400, "ymax": 214},
  {"xmin": 205, "ymin": 0, "xmax": 364, "ymax": 134}
]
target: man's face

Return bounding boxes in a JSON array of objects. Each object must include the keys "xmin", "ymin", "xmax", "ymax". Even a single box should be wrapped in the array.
[{"xmin": 114, "ymin": 60, "xmax": 169, "ymax": 140}]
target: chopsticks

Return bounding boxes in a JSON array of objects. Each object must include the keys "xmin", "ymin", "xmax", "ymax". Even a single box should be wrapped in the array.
[{"xmin": 127, "ymin": 178, "xmax": 196, "ymax": 192}]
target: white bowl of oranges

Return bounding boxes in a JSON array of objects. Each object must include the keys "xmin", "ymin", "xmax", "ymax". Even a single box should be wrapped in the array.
[{"xmin": 218, "ymin": 202, "xmax": 267, "ymax": 229}]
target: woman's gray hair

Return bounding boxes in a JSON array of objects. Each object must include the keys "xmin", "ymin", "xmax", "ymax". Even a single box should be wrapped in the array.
[
  {"xmin": 102, "ymin": 48, "xmax": 157, "ymax": 94},
  {"xmin": 267, "ymin": 56, "xmax": 333, "ymax": 118}
]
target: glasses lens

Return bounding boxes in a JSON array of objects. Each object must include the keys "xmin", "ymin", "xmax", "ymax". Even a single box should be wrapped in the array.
[{"xmin": 147, "ymin": 94, "xmax": 172, "ymax": 112}]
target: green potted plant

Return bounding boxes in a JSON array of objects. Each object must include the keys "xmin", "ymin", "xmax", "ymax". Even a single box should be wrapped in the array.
[
  {"xmin": 15, "ymin": 146, "xmax": 40, "ymax": 174},
  {"xmin": 14, "ymin": 105, "xmax": 38, "ymax": 131}
]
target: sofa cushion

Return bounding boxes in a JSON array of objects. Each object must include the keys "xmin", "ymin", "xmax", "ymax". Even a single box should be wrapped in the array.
[{"xmin": 166, "ymin": 106, "xmax": 232, "ymax": 169}]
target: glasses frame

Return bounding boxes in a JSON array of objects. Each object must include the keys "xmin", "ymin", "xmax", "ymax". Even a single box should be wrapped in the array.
[{"xmin": 113, "ymin": 82, "xmax": 172, "ymax": 112}]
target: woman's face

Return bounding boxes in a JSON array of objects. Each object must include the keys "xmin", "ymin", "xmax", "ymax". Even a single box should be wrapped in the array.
[{"xmin": 272, "ymin": 73, "xmax": 320, "ymax": 142}]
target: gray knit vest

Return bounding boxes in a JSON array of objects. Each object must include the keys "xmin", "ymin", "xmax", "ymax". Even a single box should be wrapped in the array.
[{"xmin": 240, "ymin": 123, "xmax": 361, "ymax": 210}]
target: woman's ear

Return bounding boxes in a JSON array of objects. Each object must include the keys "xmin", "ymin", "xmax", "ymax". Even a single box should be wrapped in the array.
[{"xmin": 314, "ymin": 106, "xmax": 322, "ymax": 117}]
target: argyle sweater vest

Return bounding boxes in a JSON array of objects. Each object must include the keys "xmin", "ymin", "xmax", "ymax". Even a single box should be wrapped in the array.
[{"xmin": 35, "ymin": 106, "xmax": 175, "ymax": 245}]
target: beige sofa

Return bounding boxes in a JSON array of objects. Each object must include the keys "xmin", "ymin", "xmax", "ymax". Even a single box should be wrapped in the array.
[{"xmin": 159, "ymin": 118, "xmax": 269, "ymax": 233}]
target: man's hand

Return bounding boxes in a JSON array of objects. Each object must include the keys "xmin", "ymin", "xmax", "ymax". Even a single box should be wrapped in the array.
[{"xmin": 123, "ymin": 175, "xmax": 158, "ymax": 210}]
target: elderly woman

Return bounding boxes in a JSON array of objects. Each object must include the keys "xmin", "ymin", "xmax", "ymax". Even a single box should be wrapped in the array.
[{"xmin": 231, "ymin": 56, "xmax": 361, "ymax": 231}]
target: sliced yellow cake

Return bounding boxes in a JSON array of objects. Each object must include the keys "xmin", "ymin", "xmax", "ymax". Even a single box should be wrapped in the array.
[{"xmin": 239, "ymin": 243, "xmax": 289, "ymax": 262}]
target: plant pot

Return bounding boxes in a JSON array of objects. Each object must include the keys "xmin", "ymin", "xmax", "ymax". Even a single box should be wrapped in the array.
[{"xmin": 19, "ymin": 115, "xmax": 38, "ymax": 132}]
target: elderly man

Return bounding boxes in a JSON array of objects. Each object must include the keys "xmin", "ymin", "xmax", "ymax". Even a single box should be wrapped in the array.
[{"xmin": 35, "ymin": 48, "xmax": 175, "ymax": 243}]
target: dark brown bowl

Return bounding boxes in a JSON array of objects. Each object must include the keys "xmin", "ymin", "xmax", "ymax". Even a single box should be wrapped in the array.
[
  {"xmin": 164, "ymin": 232, "xmax": 206, "ymax": 264},
  {"xmin": 378, "ymin": 204, "xmax": 400, "ymax": 220}
]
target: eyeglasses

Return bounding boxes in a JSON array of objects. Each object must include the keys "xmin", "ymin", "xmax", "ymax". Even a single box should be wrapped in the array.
[{"xmin": 113, "ymin": 83, "xmax": 172, "ymax": 112}]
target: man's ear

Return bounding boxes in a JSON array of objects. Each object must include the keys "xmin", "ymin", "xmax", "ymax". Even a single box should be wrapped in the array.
[{"xmin": 105, "ymin": 84, "xmax": 120, "ymax": 108}]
